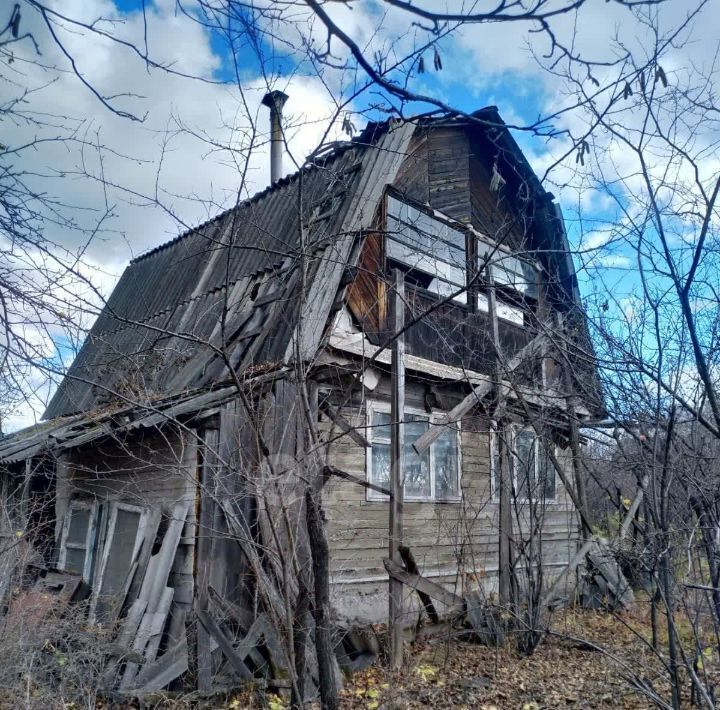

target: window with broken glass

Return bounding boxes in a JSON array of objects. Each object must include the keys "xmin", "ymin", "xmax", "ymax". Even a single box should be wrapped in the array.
[
  {"xmin": 385, "ymin": 195, "xmax": 467, "ymax": 304},
  {"xmin": 58, "ymin": 497, "xmax": 149, "ymax": 623},
  {"xmin": 477, "ymin": 242, "xmax": 538, "ymax": 326},
  {"xmin": 58, "ymin": 500, "xmax": 98, "ymax": 581},
  {"xmin": 384, "ymin": 192, "xmax": 539, "ymax": 326},
  {"xmin": 367, "ymin": 404, "xmax": 461, "ymax": 502}
]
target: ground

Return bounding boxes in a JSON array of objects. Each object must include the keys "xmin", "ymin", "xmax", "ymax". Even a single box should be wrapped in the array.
[{"xmin": 338, "ymin": 606, "xmax": 702, "ymax": 709}]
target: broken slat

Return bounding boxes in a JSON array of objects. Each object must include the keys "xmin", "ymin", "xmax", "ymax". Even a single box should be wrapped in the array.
[
  {"xmin": 131, "ymin": 633, "xmax": 188, "ymax": 692},
  {"xmin": 319, "ymin": 401, "xmax": 371, "ymax": 449},
  {"xmin": 208, "ymin": 590, "xmax": 270, "ymax": 672},
  {"xmin": 252, "ymin": 614, "xmax": 289, "ymax": 674},
  {"xmin": 383, "ymin": 558, "xmax": 464, "ymax": 614},
  {"xmin": 231, "ymin": 616, "xmax": 267, "ymax": 667},
  {"xmin": 208, "ymin": 586, "xmax": 255, "ymax": 629},
  {"xmin": 139, "ymin": 587, "xmax": 175, "ymax": 660},
  {"xmin": 323, "ymin": 464, "xmax": 391, "ymax": 498},
  {"xmin": 120, "ymin": 502, "xmax": 190, "ymax": 689},
  {"xmin": 115, "ymin": 599, "xmax": 148, "ymax": 649},
  {"xmin": 126, "ymin": 508, "xmax": 162, "ymax": 605},
  {"xmin": 412, "ymin": 331, "xmax": 550, "ymax": 454},
  {"xmin": 196, "ymin": 609, "xmax": 254, "ymax": 681},
  {"xmin": 120, "ymin": 587, "xmax": 174, "ymax": 689},
  {"xmin": 399, "ymin": 546, "xmax": 439, "ymax": 624},
  {"xmin": 619, "ymin": 474, "xmax": 649, "ymax": 541}
]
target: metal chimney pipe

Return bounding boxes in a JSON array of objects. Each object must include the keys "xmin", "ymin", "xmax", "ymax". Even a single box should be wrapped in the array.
[{"xmin": 261, "ymin": 90, "xmax": 289, "ymax": 184}]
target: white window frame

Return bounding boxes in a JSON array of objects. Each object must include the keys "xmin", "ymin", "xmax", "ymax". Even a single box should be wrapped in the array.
[
  {"xmin": 385, "ymin": 194, "xmax": 468, "ymax": 305},
  {"xmin": 58, "ymin": 500, "xmax": 99, "ymax": 581},
  {"xmin": 89, "ymin": 501, "xmax": 148, "ymax": 623},
  {"xmin": 491, "ymin": 426, "xmax": 557, "ymax": 504},
  {"xmin": 365, "ymin": 401, "xmax": 462, "ymax": 503}
]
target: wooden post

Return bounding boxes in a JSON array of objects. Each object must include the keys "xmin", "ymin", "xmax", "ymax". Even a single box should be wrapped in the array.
[
  {"xmin": 195, "ymin": 428, "xmax": 219, "ymax": 692},
  {"xmin": 389, "ymin": 269, "xmax": 405, "ymax": 669},
  {"xmin": 488, "ymin": 266, "xmax": 512, "ymax": 607},
  {"xmin": 557, "ymin": 312, "xmax": 592, "ymax": 539}
]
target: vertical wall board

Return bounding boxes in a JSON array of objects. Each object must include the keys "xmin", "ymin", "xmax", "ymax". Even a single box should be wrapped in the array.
[
  {"xmin": 427, "ymin": 128, "xmax": 471, "ymax": 224},
  {"xmin": 195, "ymin": 426, "xmax": 219, "ymax": 693},
  {"xmin": 196, "ymin": 427, "xmax": 219, "ymax": 605},
  {"xmin": 393, "ymin": 132, "xmax": 429, "ymax": 205},
  {"xmin": 54, "ymin": 453, "xmax": 72, "ymax": 548}
]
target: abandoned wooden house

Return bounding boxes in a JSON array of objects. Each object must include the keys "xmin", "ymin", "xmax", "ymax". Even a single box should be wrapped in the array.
[{"xmin": 0, "ymin": 96, "xmax": 603, "ymax": 693}]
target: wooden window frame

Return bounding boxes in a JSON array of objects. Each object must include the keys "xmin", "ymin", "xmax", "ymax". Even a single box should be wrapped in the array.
[
  {"xmin": 89, "ymin": 501, "xmax": 148, "ymax": 623},
  {"xmin": 383, "ymin": 191, "xmax": 469, "ymax": 307},
  {"xmin": 381, "ymin": 188, "xmax": 540, "ymax": 326},
  {"xmin": 366, "ymin": 400, "xmax": 462, "ymax": 503},
  {"xmin": 58, "ymin": 499, "xmax": 99, "ymax": 581}
]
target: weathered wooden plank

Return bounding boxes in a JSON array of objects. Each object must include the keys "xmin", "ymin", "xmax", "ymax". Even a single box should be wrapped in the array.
[
  {"xmin": 196, "ymin": 608, "xmax": 254, "ymax": 681},
  {"xmin": 383, "ymin": 558, "xmax": 465, "ymax": 614},
  {"xmin": 399, "ymin": 545, "xmax": 439, "ymax": 624},
  {"xmin": 132, "ymin": 633, "xmax": 188, "ymax": 692},
  {"xmin": 120, "ymin": 502, "xmax": 190, "ymax": 689},
  {"xmin": 319, "ymin": 400, "xmax": 371, "ymax": 449},
  {"xmin": 196, "ymin": 427, "xmax": 219, "ymax": 692},
  {"xmin": 541, "ymin": 537, "xmax": 595, "ymax": 609},
  {"xmin": 389, "ymin": 269, "xmax": 406, "ymax": 670}
]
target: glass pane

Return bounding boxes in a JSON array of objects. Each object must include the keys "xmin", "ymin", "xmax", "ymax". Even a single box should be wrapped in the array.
[
  {"xmin": 404, "ymin": 416, "xmax": 430, "ymax": 498},
  {"xmin": 435, "ymin": 427, "xmax": 459, "ymax": 499},
  {"xmin": 387, "ymin": 197, "xmax": 466, "ymax": 251},
  {"xmin": 64, "ymin": 548, "xmax": 86, "ymax": 575},
  {"xmin": 95, "ymin": 509, "xmax": 141, "ymax": 622},
  {"xmin": 477, "ymin": 293, "xmax": 524, "ymax": 325},
  {"xmin": 386, "ymin": 237, "xmax": 465, "ymax": 284},
  {"xmin": 371, "ymin": 443, "xmax": 391, "ymax": 490},
  {"xmin": 477, "ymin": 242, "xmax": 538, "ymax": 298},
  {"xmin": 66, "ymin": 507, "xmax": 90, "ymax": 545},
  {"xmin": 372, "ymin": 411, "xmax": 392, "ymax": 441},
  {"xmin": 514, "ymin": 430, "xmax": 536, "ymax": 500}
]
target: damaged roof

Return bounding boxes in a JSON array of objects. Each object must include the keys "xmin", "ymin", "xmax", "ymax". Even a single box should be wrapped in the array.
[
  {"xmin": 0, "ymin": 382, "xmax": 256, "ymax": 464},
  {"xmin": 44, "ymin": 119, "xmax": 416, "ymax": 420},
  {"xmin": 8, "ymin": 107, "xmax": 602, "ymax": 440}
]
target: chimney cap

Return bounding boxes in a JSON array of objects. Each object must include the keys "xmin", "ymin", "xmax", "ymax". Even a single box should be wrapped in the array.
[{"xmin": 261, "ymin": 90, "xmax": 289, "ymax": 110}]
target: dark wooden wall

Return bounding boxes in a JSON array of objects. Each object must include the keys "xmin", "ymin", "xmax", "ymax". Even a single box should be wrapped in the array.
[{"xmin": 345, "ymin": 123, "xmax": 548, "ymax": 384}]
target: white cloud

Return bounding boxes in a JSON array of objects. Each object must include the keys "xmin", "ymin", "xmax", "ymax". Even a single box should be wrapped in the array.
[{"xmin": 3, "ymin": 0, "xmax": 351, "ymax": 429}]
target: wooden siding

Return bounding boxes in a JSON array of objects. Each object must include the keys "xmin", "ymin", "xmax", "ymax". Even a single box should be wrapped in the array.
[
  {"xmin": 346, "ymin": 232, "xmax": 384, "ymax": 336},
  {"xmin": 468, "ymin": 135, "xmax": 531, "ymax": 250},
  {"xmin": 393, "ymin": 131, "xmax": 429, "ymax": 205},
  {"xmin": 320, "ymin": 375, "xmax": 579, "ymax": 619},
  {"xmin": 427, "ymin": 128, "xmax": 471, "ymax": 223}
]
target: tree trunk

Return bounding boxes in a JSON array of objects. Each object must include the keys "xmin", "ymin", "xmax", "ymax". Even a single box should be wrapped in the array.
[{"xmin": 306, "ymin": 489, "xmax": 339, "ymax": 710}]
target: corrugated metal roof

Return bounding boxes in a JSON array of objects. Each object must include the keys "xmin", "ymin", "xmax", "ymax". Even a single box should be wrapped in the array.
[
  {"xmin": 0, "ymin": 383, "xmax": 256, "ymax": 464},
  {"xmin": 44, "ymin": 120, "xmax": 415, "ymax": 420}
]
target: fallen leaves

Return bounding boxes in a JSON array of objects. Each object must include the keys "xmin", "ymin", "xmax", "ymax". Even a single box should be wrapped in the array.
[{"xmin": 339, "ymin": 607, "xmax": 694, "ymax": 709}]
